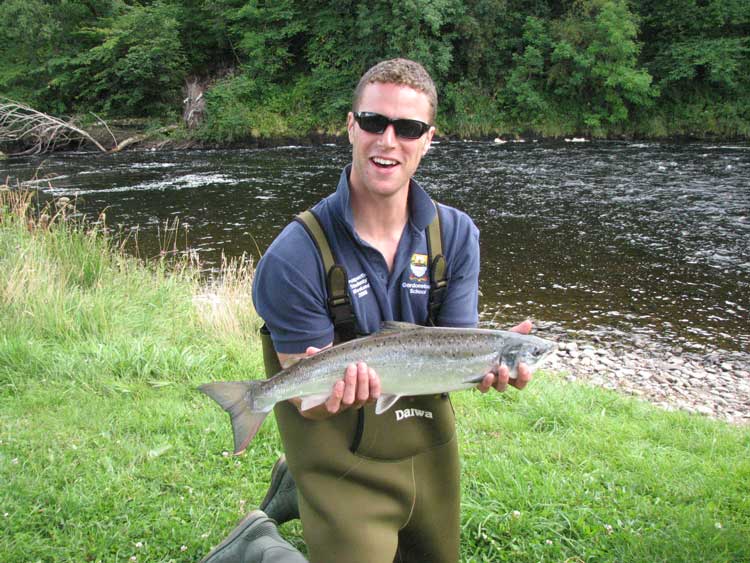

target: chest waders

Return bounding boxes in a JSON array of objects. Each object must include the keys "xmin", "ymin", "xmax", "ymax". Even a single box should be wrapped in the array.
[{"xmin": 259, "ymin": 204, "xmax": 461, "ymax": 563}]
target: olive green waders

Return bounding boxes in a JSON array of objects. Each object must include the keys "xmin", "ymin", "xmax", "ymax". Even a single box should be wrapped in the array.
[
  {"xmin": 259, "ymin": 204, "xmax": 460, "ymax": 562},
  {"xmin": 262, "ymin": 339, "xmax": 461, "ymax": 563}
]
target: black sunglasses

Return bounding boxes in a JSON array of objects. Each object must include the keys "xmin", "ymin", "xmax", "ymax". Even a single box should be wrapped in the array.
[{"xmin": 353, "ymin": 112, "xmax": 432, "ymax": 139}]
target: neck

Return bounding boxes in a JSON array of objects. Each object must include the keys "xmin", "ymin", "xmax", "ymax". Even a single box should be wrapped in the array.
[{"xmin": 349, "ymin": 184, "xmax": 409, "ymax": 240}]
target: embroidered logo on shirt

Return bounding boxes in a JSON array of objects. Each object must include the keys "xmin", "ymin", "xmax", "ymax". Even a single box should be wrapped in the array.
[
  {"xmin": 409, "ymin": 253, "xmax": 429, "ymax": 282},
  {"xmin": 348, "ymin": 273, "xmax": 370, "ymax": 299}
]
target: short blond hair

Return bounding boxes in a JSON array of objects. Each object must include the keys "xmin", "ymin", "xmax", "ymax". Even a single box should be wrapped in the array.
[{"xmin": 352, "ymin": 59, "xmax": 437, "ymax": 123}]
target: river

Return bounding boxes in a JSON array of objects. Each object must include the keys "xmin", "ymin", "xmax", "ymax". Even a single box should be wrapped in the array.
[{"xmin": 3, "ymin": 141, "xmax": 748, "ymax": 358}]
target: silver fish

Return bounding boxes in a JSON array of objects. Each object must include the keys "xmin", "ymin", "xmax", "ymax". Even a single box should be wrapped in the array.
[{"xmin": 199, "ymin": 322, "xmax": 556, "ymax": 454}]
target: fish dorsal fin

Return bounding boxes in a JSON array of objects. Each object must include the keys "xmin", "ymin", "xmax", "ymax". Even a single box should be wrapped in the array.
[
  {"xmin": 375, "ymin": 393, "xmax": 401, "ymax": 414},
  {"xmin": 379, "ymin": 321, "xmax": 423, "ymax": 335}
]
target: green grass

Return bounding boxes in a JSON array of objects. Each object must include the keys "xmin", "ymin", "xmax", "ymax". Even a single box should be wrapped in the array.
[{"xmin": 1, "ymin": 188, "xmax": 749, "ymax": 562}]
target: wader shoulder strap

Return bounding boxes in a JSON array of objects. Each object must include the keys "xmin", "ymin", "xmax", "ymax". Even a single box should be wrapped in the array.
[
  {"xmin": 294, "ymin": 210, "xmax": 358, "ymax": 343},
  {"xmin": 426, "ymin": 201, "xmax": 448, "ymax": 326},
  {"xmin": 260, "ymin": 203, "xmax": 448, "ymax": 375}
]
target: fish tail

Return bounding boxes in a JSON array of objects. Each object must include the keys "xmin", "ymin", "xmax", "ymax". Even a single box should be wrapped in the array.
[{"xmin": 199, "ymin": 381, "xmax": 269, "ymax": 455}]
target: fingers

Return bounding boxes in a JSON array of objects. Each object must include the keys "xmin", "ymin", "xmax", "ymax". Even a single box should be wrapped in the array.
[
  {"xmin": 326, "ymin": 362, "xmax": 380, "ymax": 414},
  {"xmin": 341, "ymin": 362, "xmax": 359, "ymax": 406},
  {"xmin": 510, "ymin": 320, "xmax": 533, "ymax": 335},
  {"xmin": 477, "ymin": 363, "xmax": 534, "ymax": 393},
  {"xmin": 476, "ymin": 373, "xmax": 495, "ymax": 393},
  {"xmin": 305, "ymin": 343, "xmax": 332, "ymax": 356},
  {"xmin": 493, "ymin": 365, "xmax": 510, "ymax": 392},
  {"xmin": 368, "ymin": 365, "xmax": 381, "ymax": 400},
  {"xmin": 324, "ymin": 380, "xmax": 345, "ymax": 413},
  {"xmin": 511, "ymin": 363, "xmax": 532, "ymax": 390},
  {"xmin": 357, "ymin": 362, "xmax": 371, "ymax": 404}
]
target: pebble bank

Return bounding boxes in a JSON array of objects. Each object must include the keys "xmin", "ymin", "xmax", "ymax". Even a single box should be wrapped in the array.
[{"xmin": 536, "ymin": 324, "xmax": 750, "ymax": 425}]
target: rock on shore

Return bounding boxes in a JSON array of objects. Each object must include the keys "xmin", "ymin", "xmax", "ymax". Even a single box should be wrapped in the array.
[{"xmin": 539, "ymin": 330, "xmax": 750, "ymax": 424}]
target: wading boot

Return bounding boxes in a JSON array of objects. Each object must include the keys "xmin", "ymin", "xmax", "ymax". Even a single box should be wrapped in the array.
[
  {"xmin": 199, "ymin": 510, "xmax": 307, "ymax": 563},
  {"xmin": 259, "ymin": 455, "xmax": 299, "ymax": 525}
]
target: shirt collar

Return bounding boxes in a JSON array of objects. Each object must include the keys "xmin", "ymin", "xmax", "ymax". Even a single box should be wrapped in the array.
[{"xmin": 332, "ymin": 165, "xmax": 436, "ymax": 233}]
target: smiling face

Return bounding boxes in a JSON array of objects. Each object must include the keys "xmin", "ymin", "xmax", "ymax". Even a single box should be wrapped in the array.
[{"xmin": 347, "ymin": 82, "xmax": 435, "ymax": 202}]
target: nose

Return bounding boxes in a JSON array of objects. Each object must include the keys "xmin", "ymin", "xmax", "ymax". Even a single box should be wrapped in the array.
[{"xmin": 378, "ymin": 123, "xmax": 397, "ymax": 147}]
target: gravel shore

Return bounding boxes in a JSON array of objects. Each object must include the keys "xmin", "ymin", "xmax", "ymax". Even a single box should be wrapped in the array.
[{"xmin": 537, "ymin": 326, "xmax": 750, "ymax": 425}]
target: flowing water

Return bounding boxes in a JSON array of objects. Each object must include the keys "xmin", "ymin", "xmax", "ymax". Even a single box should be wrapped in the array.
[{"xmin": 3, "ymin": 141, "xmax": 748, "ymax": 356}]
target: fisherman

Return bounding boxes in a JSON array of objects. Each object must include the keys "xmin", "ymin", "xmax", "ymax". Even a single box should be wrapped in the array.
[{"xmin": 200, "ymin": 58, "xmax": 532, "ymax": 563}]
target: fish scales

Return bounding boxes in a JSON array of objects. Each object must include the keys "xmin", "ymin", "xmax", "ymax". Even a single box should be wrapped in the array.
[{"xmin": 199, "ymin": 322, "xmax": 556, "ymax": 454}]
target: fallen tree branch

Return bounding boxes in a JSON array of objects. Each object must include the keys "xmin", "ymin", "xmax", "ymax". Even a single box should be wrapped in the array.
[
  {"xmin": 90, "ymin": 111, "xmax": 118, "ymax": 147},
  {"xmin": 0, "ymin": 99, "xmax": 108, "ymax": 154},
  {"xmin": 109, "ymin": 125, "xmax": 179, "ymax": 153}
]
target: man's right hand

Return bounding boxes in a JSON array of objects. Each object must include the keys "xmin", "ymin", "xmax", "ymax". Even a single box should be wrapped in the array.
[{"xmin": 282, "ymin": 346, "xmax": 382, "ymax": 420}]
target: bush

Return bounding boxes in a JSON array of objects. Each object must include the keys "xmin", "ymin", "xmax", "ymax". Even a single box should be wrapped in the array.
[{"xmin": 53, "ymin": 2, "xmax": 188, "ymax": 118}]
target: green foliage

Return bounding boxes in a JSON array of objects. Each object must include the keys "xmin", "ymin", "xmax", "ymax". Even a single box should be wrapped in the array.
[
  {"xmin": 549, "ymin": 0, "xmax": 655, "ymax": 131},
  {"xmin": 356, "ymin": 0, "xmax": 462, "ymax": 81},
  {"xmin": 220, "ymin": 0, "xmax": 307, "ymax": 83},
  {"xmin": 170, "ymin": 0, "xmax": 236, "ymax": 76},
  {"xmin": 440, "ymin": 80, "xmax": 506, "ymax": 137},
  {"xmin": 51, "ymin": 2, "xmax": 188, "ymax": 117},
  {"xmin": 657, "ymin": 37, "xmax": 749, "ymax": 88},
  {"xmin": 0, "ymin": 0, "xmax": 55, "ymax": 103},
  {"xmin": 633, "ymin": 0, "xmax": 750, "ymax": 136},
  {"xmin": 500, "ymin": 1, "xmax": 656, "ymax": 135},
  {"xmin": 0, "ymin": 0, "xmax": 748, "ymax": 137},
  {"xmin": 198, "ymin": 68, "xmax": 352, "ymax": 143},
  {"xmin": 502, "ymin": 16, "xmax": 556, "ymax": 130},
  {"xmin": 196, "ymin": 73, "xmax": 260, "ymax": 143}
]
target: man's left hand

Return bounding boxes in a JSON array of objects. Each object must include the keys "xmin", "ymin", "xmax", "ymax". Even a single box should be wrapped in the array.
[{"xmin": 476, "ymin": 320, "xmax": 533, "ymax": 393}]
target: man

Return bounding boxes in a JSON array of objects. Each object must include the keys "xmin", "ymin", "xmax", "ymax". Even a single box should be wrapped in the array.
[{"xmin": 201, "ymin": 58, "xmax": 532, "ymax": 563}]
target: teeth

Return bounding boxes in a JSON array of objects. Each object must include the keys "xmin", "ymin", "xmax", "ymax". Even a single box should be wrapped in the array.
[{"xmin": 373, "ymin": 157, "xmax": 398, "ymax": 166}]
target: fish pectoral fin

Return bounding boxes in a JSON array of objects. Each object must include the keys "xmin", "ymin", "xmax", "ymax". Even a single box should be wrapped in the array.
[
  {"xmin": 300, "ymin": 393, "xmax": 330, "ymax": 412},
  {"xmin": 375, "ymin": 394, "xmax": 401, "ymax": 414}
]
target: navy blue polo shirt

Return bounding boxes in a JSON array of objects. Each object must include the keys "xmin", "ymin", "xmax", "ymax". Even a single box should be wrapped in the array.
[{"xmin": 252, "ymin": 166, "xmax": 480, "ymax": 354}]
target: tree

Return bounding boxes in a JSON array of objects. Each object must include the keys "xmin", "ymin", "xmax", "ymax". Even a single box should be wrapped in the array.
[
  {"xmin": 502, "ymin": 16, "xmax": 555, "ymax": 129},
  {"xmin": 501, "ymin": 0, "xmax": 655, "ymax": 134},
  {"xmin": 54, "ymin": 2, "xmax": 189, "ymax": 117},
  {"xmin": 548, "ymin": 0, "xmax": 655, "ymax": 130},
  {"xmin": 633, "ymin": 0, "xmax": 750, "ymax": 134}
]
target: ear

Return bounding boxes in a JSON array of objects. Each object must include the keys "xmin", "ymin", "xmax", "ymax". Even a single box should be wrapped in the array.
[
  {"xmin": 421, "ymin": 126, "xmax": 436, "ymax": 156},
  {"xmin": 347, "ymin": 112, "xmax": 356, "ymax": 144}
]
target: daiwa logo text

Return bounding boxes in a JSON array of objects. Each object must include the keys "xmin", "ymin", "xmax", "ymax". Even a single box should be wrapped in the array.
[{"xmin": 395, "ymin": 408, "xmax": 434, "ymax": 421}]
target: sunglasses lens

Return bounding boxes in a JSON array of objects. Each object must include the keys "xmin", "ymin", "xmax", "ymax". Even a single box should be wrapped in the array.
[
  {"xmin": 394, "ymin": 120, "xmax": 425, "ymax": 139},
  {"xmin": 357, "ymin": 113, "xmax": 389, "ymax": 134},
  {"xmin": 355, "ymin": 112, "xmax": 429, "ymax": 139}
]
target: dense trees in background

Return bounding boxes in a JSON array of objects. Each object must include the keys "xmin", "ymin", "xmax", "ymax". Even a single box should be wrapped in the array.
[{"xmin": 1, "ymin": 0, "xmax": 748, "ymax": 139}]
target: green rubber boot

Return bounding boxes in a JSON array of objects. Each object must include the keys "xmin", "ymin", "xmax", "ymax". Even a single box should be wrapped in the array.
[
  {"xmin": 199, "ymin": 510, "xmax": 307, "ymax": 563},
  {"xmin": 259, "ymin": 455, "xmax": 299, "ymax": 525}
]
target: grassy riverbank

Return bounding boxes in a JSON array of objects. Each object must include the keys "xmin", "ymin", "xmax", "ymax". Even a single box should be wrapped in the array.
[{"xmin": 1, "ymin": 189, "xmax": 749, "ymax": 563}]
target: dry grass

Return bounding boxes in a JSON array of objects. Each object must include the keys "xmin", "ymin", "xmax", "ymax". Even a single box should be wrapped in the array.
[{"xmin": 193, "ymin": 252, "xmax": 260, "ymax": 341}]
